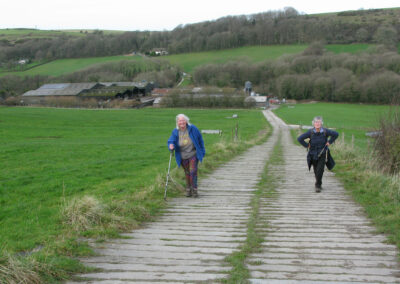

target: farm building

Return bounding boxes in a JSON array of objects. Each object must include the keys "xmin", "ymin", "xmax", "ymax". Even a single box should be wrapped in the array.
[
  {"xmin": 22, "ymin": 83, "xmax": 102, "ymax": 97},
  {"xmin": 151, "ymin": 88, "xmax": 170, "ymax": 96},
  {"xmin": 245, "ymin": 96, "xmax": 268, "ymax": 108},
  {"xmin": 22, "ymin": 81, "xmax": 155, "ymax": 102}
]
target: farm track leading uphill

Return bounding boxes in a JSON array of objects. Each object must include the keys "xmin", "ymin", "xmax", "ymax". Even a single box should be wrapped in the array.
[
  {"xmin": 68, "ymin": 110, "xmax": 400, "ymax": 283},
  {"xmin": 67, "ymin": 111, "xmax": 278, "ymax": 283}
]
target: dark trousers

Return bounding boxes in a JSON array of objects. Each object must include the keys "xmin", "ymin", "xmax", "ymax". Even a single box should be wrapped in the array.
[{"xmin": 312, "ymin": 155, "xmax": 325, "ymax": 187}]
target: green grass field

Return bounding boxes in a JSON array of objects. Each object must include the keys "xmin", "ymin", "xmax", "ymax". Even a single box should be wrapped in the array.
[
  {"xmin": 164, "ymin": 45, "xmax": 308, "ymax": 73},
  {"xmin": 273, "ymin": 102, "xmax": 389, "ymax": 150},
  {"xmin": 0, "ymin": 29, "xmax": 85, "ymax": 43},
  {"xmin": 0, "ymin": 107, "xmax": 267, "ymax": 253},
  {"xmin": 0, "ymin": 55, "xmax": 144, "ymax": 77},
  {"xmin": 0, "ymin": 28, "xmax": 123, "ymax": 41}
]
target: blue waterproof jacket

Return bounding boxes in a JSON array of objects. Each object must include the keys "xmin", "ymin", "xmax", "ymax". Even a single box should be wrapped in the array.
[{"xmin": 167, "ymin": 124, "xmax": 205, "ymax": 167}]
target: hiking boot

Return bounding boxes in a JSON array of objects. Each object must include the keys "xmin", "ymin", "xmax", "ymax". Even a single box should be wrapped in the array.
[
  {"xmin": 186, "ymin": 188, "xmax": 192, "ymax": 197},
  {"xmin": 192, "ymin": 188, "xmax": 198, "ymax": 198},
  {"xmin": 315, "ymin": 184, "xmax": 321, "ymax": 193}
]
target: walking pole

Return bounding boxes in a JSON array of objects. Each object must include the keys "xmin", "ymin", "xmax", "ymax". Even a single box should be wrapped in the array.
[
  {"xmin": 318, "ymin": 145, "xmax": 327, "ymax": 159},
  {"xmin": 164, "ymin": 150, "xmax": 173, "ymax": 200}
]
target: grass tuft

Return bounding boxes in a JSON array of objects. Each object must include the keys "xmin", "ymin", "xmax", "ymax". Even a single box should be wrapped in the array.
[
  {"xmin": 0, "ymin": 250, "xmax": 41, "ymax": 284},
  {"xmin": 61, "ymin": 195, "xmax": 107, "ymax": 232}
]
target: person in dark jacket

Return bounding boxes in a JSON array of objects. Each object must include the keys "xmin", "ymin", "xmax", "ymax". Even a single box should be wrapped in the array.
[
  {"xmin": 167, "ymin": 114, "xmax": 205, "ymax": 197},
  {"xmin": 297, "ymin": 116, "xmax": 339, "ymax": 192}
]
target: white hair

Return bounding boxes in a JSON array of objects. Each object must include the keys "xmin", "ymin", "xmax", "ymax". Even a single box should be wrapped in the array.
[
  {"xmin": 176, "ymin": 113, "xmax": 191, "ymax": 129},
  {"xmin": 312, "ymin": 116, "xmax": 323, "ymax": 125}
]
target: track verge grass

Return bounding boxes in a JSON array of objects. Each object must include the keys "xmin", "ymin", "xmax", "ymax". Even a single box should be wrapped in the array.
[{"xmin": 222, "ymin": 132, "xmax": 284, "ymax": 283}]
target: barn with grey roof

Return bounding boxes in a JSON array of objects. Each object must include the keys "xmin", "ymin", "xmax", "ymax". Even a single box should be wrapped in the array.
[{"xmin": 22, "ymin": 81, "xmax": 154, "ymax": 99}]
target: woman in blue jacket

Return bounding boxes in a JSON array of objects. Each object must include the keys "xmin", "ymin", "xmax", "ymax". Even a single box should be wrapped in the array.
[
  {"xmin": 297, "ymin": 116, "xmax": 338, "ymax": 192},
  {"xmin": 167, "ymin": 114, "xmax": 205, "ymax": 197}
]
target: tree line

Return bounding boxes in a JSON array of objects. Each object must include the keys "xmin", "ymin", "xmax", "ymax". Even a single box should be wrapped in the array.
[
  {"xmin": 193, "ymin": 43, "xmax": 400, "ymax": 104},
  {"xmin": 1, "ymin": 7, "xmax": 399, "ymax": 65}
]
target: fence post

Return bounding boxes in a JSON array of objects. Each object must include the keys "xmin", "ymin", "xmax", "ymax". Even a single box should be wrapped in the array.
[{"xmin": 235, "ymin": 123, "xmax": 238, "ymax": 142}]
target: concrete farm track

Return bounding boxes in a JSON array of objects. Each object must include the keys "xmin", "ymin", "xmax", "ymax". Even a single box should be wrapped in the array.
[{"xmin": 68, "ymin": 110, "xmax": 400, "ymax": 283}]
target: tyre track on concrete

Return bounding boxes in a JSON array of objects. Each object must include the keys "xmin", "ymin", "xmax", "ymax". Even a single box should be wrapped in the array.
[
  {"xmin": 68, "ymin": 112, "xmax": 278, "ymax": 283},
  {"xmin": 247, "ymin": 110, "xmax": 400, "ymax": 283}
]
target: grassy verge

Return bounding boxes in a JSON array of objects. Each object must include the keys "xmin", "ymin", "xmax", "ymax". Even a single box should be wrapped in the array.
[
  {"xmin": 0, "ymin": 107, "xmax": 269, "ymax": 283},
  {"xmin": 333, "ymin": 140, "xmax": 400, "ymax": 254},
  {"xmin": 222, "ymin": 133, "xmax": 284, "ymax": 283}
]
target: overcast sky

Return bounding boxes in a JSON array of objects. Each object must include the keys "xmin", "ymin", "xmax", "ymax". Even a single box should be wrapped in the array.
[{"xmin": 1, "ymin": 0, "xmax": 399, "ymax": 31}]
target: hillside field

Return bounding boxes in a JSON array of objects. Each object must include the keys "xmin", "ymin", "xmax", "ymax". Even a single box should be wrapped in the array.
[
  {"xmin": 0, "ymin": 107, "xmax": 268, "ymax": 253},
  {"xmin": 0, "ymin": 28, "xmax": 123, "ymax": 42},
  {"xmin": 0, "ymin": 44, "xmax": 375, "ymax": 78},
  {"xmin": 0, "ymin": 55, "xmax": 144, "ymax": 77},
  {"xmin": 273, "ymin": 102, "xmax": 389, "ymax": 150}
]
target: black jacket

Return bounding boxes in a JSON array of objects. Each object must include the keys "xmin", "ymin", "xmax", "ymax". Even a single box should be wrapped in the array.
[{"xmin": 297, "ymin": 128, "xmax": 339, "ymax": 170}]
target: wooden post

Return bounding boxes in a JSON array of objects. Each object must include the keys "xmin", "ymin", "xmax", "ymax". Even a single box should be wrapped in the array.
[{"xmin": 235, "ymin": 123, "xmax": 238, "ymax": 141}]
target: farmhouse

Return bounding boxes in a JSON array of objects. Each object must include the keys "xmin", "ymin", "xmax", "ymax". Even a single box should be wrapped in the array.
[
  {"xmin": 150, "ymin": 48, "xmax": 168, "ymax": 56},
  {"xmin": 22, "ymin": 81, "xmax": 155, "ymax": 101}
]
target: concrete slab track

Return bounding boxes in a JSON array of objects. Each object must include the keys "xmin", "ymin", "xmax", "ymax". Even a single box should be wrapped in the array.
[{"xmin": 68, "ymin": 110, "xmax": 399, "ymax": 283}]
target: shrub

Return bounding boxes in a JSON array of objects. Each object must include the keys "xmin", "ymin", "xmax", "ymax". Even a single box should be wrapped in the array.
[
  {"xmin": 362, "ymin": 71, "xmax": 400, "ymax": 103},
  {"xmin": 278, "ymin": 74, "xmax": 313, "ymax": 100},
  {"xmin": 302, "ymin": 41, "xmax": 325, "ymax": 56},
  {"xmin": 104, "ymin": 99, "xmax": 140, "ymax": 108},
  {"xmin": 374, "ymin": 108, "xmax": 400, "ymax": 174},
  {"xmin": 2, "ymin": 96, "xmax": 23, "ymax": 106},
  {"xmin": 312, "ymin": 76, "xmax": 334, "ymax": 101},
  {"xmin": 333, "ymin": 79, "xmax": 362, "ymax": 102},
  {"xmin": 160, "ymin": 94, "xmax": 249, "ymax": 108},
  {"xmin": 291, "ymin": 55, "xmax": 318, "ymax": 74}
]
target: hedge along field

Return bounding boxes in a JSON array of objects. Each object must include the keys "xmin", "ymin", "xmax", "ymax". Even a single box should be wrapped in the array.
[
  {"xmin": 0, "ymin": 107, "xmax": 268, "ymax": 253},
  {"xmin": 324, "ymin": 43, "xmax": 372, "ymax": 54},
  {"xmin": 273, "ymin": 102, "xmax": 389, "ymax": 150},
  {"xmin": 0, "ymin": 55, "xmax": 144, "ymax": 77}
]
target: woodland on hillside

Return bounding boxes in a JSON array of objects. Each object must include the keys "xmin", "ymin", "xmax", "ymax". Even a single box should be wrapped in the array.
[
  {"xmin": 193, "ymin": 43, "xmax": 400, "ymax": 104},
  {"xmin": 1, "ymin": 7, "xmax": 399, "ymax": 65}
]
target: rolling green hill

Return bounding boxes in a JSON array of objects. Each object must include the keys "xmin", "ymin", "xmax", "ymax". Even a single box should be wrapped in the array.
[
  {"xmin": 0, "ymin": 55, "xmax": 144, "ymax": 77},
  {"xmin": 0, "ymin": 44, "xmax": 375, "ymax": 78},
  {"xmin": 0, "ymin": 28, "xmax": 123, "ymax": 42}
]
